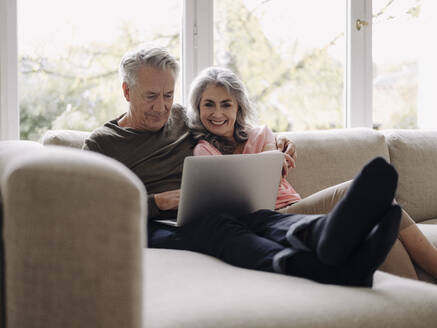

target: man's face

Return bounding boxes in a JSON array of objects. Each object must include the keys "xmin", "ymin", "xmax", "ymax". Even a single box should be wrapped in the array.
[{"xmin": 123, "ymin": 66, "xmax": 175, "ymax": 132}]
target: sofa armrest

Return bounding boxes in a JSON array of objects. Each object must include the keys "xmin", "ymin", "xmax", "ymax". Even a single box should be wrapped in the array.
[{"xmin": 1, "ymin": 143, "xmax": 145, "ymax": 328}]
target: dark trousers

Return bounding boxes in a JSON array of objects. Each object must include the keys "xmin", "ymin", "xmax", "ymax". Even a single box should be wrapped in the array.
[{"xmin": 148, "ymin": 210, "xmax": 313, "ymax": 272}]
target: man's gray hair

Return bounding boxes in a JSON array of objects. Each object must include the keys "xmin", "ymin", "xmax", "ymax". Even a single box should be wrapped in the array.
[
  {"xmin": 187, "ymin": 66, "xmax": 257, "ymax": 154},
  {"xmin": 119, "ymin": 46, "xmax": 179, "ymax": 87}
]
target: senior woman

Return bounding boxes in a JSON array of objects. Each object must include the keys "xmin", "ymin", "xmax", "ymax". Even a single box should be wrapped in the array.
[{"xmin": 187, "ymin": 66, "xmax": 437, "ymax": 281}]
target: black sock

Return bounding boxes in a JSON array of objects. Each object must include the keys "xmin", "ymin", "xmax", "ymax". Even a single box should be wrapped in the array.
[
  {"xmin": 278, "ymin": 205, "xmax": 401, "ymax": 287},
  {"xmin": 307, "ymin": 157, "xmax": 398, "ymax": 265},
  {"xmin": 338, "ymin": 205, "xmax": 402, "ymax": 286}
]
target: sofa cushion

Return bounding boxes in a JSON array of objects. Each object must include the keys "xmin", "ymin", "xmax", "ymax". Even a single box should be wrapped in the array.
[
  {"xmin": 145, "ymin": 248, "xmax": 437, "ymax": 328},
  {"xmin": 278, "ymin": 128, "xmax": 390, "ymax": 198},
  {"xmin": 42, "ymin": 129, "xmax": 90, "ymax": 149},
  {"xmin": 44, "ymin": 128, "xmax": 390, "ymax": 200},
  {"xmin": 384, "ymin": 130, "xmax": 437, "ymax": 223}
]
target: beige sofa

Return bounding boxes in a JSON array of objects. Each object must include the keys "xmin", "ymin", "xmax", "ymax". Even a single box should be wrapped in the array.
[{"xmin": 1, "ymin": 127, "xmax": 437, "ymax": 328}]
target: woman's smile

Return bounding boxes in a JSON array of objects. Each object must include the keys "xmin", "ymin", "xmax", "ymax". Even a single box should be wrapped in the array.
[
  {"xmin": 199, "ymin": 84, "xmax": 239, "ymax": 141},
  {"xmin": 209, "ymin": 119, "xmax": 227, "ymax": 126}
]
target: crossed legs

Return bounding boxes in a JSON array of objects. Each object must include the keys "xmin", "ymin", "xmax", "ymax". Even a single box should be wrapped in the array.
[
  {"xmin": 281, "ymin": 166, "xmax": 437, "ymax": 281},
  {"xmin": 258, "ymin": 157, "xmax": 402, "ymax": 286},
  {"xmin": 149, "ymin": 157, "xmax": 402, "ymax": 287}
]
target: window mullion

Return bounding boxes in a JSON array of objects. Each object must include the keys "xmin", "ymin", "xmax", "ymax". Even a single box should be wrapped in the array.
[
  {"xmin": 182, "ymin": 0, "xmax": 213, "ymax": 106},
  {"xmin": 0, "ymin": 0, "xmax": 19, "ymax": 140},
  {"xmin": 346, "ymin": 0, "xmax": 372, "ymax": 128}
]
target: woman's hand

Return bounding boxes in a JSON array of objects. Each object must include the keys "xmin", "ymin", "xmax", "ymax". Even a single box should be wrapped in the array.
[
  {"xmin": 281, "ymin": 153, "xmax": 295, "ymax": 177},
  {"xmin": 154, "ymin": 189, "xmax": 181, "ymax": 211},
  {"xmin": 275, "ymin": 135, "xmax": 297, "ymax": 177}
]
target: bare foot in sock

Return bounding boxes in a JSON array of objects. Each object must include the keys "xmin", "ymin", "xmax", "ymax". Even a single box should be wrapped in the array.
[
  {"xmin": 338, "ymin": 204, "xmax": 402, "ymax": 286},
  {"xmin": 277, "ymin": 205, "xmax": 401, "ymax": 287},
  {"xmin": 315, "ymin": 157, "xmax": 398, "ymax": 265}
]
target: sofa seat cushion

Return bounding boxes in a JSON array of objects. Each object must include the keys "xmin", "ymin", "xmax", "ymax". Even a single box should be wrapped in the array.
[{"xmin": 145, "ymin": 248, "xmax": 437, "ymax": 328}]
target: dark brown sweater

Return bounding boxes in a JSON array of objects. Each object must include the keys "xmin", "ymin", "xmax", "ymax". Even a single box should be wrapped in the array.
[{"xmin": 83, "ymin": 104, "xmax": 194, "ymax": 220}]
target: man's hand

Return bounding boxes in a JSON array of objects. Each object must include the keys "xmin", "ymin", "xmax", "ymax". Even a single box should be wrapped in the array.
[
  {"xmin": 154, "ymin": 189, "xmax": 181, "ymax": 211},
  {"xmin": 275, "ymin": 135, "xmax": 297, "ymax": 177}
]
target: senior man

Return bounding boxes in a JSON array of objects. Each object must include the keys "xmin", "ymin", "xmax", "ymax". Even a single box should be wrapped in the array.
[{"xmin": 83, "ymin": 46, "xmax": 402, "ymax": 287}]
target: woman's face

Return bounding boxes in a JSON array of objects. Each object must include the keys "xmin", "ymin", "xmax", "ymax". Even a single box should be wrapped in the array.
[{"xmin": 199, "ymin": 84, "xmax": 239, "ymax": 141}]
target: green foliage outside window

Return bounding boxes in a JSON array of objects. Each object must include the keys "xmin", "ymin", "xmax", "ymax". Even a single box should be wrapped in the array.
[{"xmin": 19, "ymin": 0, "xmax": 420, "ymax": 140}]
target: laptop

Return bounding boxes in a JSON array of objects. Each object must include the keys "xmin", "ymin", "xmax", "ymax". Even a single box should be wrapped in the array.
[{"xmin": 155, "ymin": 151, "xmax": 284, "ymax": 227}]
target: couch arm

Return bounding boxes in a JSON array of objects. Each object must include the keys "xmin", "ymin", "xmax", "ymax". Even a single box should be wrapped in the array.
[{"xmin": 1, "ymin": 143, "xmax": 145, "ymax": 328}]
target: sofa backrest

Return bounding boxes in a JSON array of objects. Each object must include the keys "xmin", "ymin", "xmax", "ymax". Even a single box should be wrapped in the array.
[
  {"xmin": 384, "ymin": 130, "xmax": 437, "ymax": 223},
  {"xmin": 42, "ymin": 128, "xmax": 391, "ymax": 200},
  {"xmin": 42, "ymin": 129, "xmax": 90, "ymax": 149},
  {"xmin": 43, "ymin": 127, "xmax": 437, "ymax": 223},
  {"xmin": 278, "ymin": 128, "xmax": 390, "ymax": 199}
]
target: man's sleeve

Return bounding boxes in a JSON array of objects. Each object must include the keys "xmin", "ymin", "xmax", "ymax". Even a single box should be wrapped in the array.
[
  {"xmin": 83, "ymin": 134, "xmax": 163, "ymax": 220},
  {"xmin": 147, "ymin": 194, "xmax": 161, "ymax": 220},
  {"xmin": 82, "ymin": 138, "xmax": 103, "ymax": 152}
]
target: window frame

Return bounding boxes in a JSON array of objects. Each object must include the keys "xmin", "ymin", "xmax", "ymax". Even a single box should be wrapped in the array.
[
  {"xmin": 182, "ymin": 0, "xmax": 214, "ymax": 105},
  {"xmin": 347, "ymin": 0, "xmax": 373, "ymax": 128},
  {"xmin": 0, "ymin": 0, "xmax": 373, "ymax": 140},
  {"xmin": 0, "ymin": 0, "xmax": 19, "ymax": 140}
]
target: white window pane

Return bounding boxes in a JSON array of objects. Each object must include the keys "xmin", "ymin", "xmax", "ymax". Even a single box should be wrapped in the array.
[
  {"xmin": 372, "ymin": 0, "xmax": 428, "ymax": 130},
  {"xmin": 18, "ymin": 0, "xmax": 181, "ymax": 140},
  {"xmin": 214, "ymin": 0, "xmax": 346, "ymax": 131}
]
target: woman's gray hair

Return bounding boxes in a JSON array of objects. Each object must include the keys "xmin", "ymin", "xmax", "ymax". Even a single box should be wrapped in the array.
[
  {"xmin": 187, "ymin": 67, "xmax": 257, "ymax": 154},
  {"xmin": 119, "ymin": 46, "xmax": 179, "ymax": 87}
]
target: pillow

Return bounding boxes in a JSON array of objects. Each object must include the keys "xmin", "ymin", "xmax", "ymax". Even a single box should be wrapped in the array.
[
  {"xmin": 384, "ymin": 130, "xmax": 437, "ymax": 222},
  {"xmin": 277, "ymin": 128, "xmax": 389, "ymax": 198}
]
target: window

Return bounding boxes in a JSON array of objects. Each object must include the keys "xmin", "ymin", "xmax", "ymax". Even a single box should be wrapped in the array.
[
  {"xmin": 1, "ymin": 0, "xmax": 434, "ymax": 141},
  {"xmin": 214, "ymin": 0, "xmax": 346, "ymax": 131},
  {"xmin": 372, "ymin": 0, "xmax": 424, "ymax": 129},
  {"xmin": 17, "ymin": 0, "xmax": 181, "ymax": 140}
]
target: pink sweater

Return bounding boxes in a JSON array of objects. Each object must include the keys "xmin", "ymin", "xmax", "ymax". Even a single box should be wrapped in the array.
[{"xmin": 193, "ymin": 126, "xmax": 301, "ymax": 209}]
